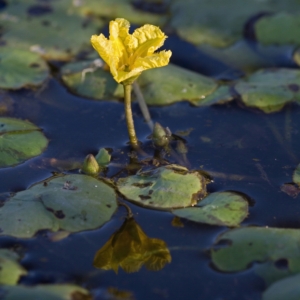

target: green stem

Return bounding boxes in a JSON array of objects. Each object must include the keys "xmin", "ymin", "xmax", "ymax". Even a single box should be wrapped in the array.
[{"xmin": 123, "ymin": 84, "xmax": 138, "ymax": 147}]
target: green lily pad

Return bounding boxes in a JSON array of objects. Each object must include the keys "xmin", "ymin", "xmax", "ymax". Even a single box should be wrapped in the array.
[
  {"xmin": 116, "ymin": 164, "xmax": 207, "ymax": 210},
  {"xmin": 255, "ymin": 13, "xmax": 300, "ymax": 46},
  {"xmin": 137, "ymin": 64, "xmax": 218, "ymax": 106},
  {"xmin": 0, "ymin": 47, "xmax": 49, "ymax": 89},
  {"xmin": 0, "ymin": 174, "xmax": 117, "ymax": 238},
  {"xmin": 0, "ymin": 249, "xmax": 27, "ymax": 285},
  {"xmin": 211, "ymin": 227, "xmax": 300, "ymax": 279},
  {"xmin": 192, "ymin": 85, "xmax": 234, "ymax": 107},
  {"xmin": 169, "ymin": 0, "xmax": 300, "ymax": 47},
  {"xmin": 0, "ymin": 284, "xmax": 91, "ymax": 300},
  {"xmin": 173, "ymin": 191, "xmax": 248, "ymax": 227},
  {"xmin": 0, "ymin": 117, "xmax": 48, "ymax": 168},
  {"xmin": 262, "ymin": 273, "xmax": 300, "ymax": 300},
  {"xmin": 234, "ymin": 68, "xmax": 300, "ymax": 113},
  {"xmin": 292, "ymin": 163, "xmax": 300, "ymax": 186},
  {"xmin": 198, "ymin": 40, "xmax": 273, "ymax": 73},
  {"xmin": 61, "ymin": 62, "xmax": 221, "ymax": 106},
  {"xmin": 1, "ymin": 1, "xmax": 104, "ymax": 61},
  {"xmin": 77, "ymin": 0, "xmax": 167, "ymax": 26},
  {"xmin": 61, "ymin": 60, "xmax": 122, "ymax": 100}
]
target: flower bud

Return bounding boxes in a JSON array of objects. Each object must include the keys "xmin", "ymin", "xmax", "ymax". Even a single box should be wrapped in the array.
[
  {"xmin": 82, "ymin": 154, "xmax": 100, "ymax": 175},
  {"xmin": 152, "ymin": 122, "xmax": 171, "ymax": 148}
]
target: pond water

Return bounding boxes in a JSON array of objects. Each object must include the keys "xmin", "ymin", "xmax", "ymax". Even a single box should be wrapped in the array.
[{"xmin": 1, "ymin": 1, "xmax": 300, "ymax": 300}]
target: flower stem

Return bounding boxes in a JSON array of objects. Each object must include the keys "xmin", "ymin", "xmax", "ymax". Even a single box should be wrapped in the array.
[{"xmin": 123, "ymin": 84, "xmax": 138, "ymax": 147}]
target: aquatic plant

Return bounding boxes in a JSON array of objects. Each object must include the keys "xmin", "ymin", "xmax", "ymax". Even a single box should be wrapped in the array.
[{"xmin": 91, "ymin": 18, "xmax": 172, "ymax": 147}]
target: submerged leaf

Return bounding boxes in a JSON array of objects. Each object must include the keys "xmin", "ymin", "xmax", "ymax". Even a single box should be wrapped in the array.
[
  {"xmin": 173, "ymin": 191, "xmax": 248, "ymax": 227},
  {"xmin": 0, "ymin": 174, "xmax": 117, "ymax": 238},
  {"xmin": 0, "ymin": 117, "xmax": 48, "ymax": 168},
  {"xmin": 0, "ymin": 249, "xmax": 27, "ymax": 285},
  {"xmin": 116, "ymin": 165, "xmax": 207, "ymax": 210},
  {"xmin": 0, "ymin": 284, "xmax": 91, "ymax": 300},
  {"xmin": 94, "ymin": 217, "xmax": 171, "ymax": 273}
]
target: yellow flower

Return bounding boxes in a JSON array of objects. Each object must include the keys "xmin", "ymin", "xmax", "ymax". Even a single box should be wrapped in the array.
[
  {"xmin": 91, "ymin": 18, "xmax": 172, "ymax": 85},
  {"xmin": 93, "ymin": 217, "xmax": 171, "ymax": 273}
]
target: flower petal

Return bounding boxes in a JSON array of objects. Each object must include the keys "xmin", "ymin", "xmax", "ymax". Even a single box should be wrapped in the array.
[
  {"xmin": 90, "ymin": 34, "xmax": 112, "ymax": 66},
  {"xmin": 132, "ymin": 24, "xmax": 167, "ymax": 57},
  {"xmin": 113, "ymin": 67, "xmax": 144, "ymax": 84},
  {"xmin": 134, "ymin": 50, "xmax": 172, "ymax": 70}
]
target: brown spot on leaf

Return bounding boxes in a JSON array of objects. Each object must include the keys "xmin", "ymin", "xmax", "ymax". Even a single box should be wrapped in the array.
[
  {"xmin": 132, "ymin": 182, "xmax": 153, "ymax": 188},
  {"xmin": 106, "ymin": 204, "xmax": 111, "ymax": 208},
  {"xmin": 139, "ymin": 195, "xmax": 151, "ymax": 200},
  {"xmin": 46, "ymin": 207, "xmax": 65, "ymax": 219}
]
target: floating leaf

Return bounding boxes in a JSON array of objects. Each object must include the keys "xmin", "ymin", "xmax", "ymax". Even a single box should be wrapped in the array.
[
  {"xmin": 0, "ymin": 47, "xmax": 49, "ymax": 89},
  {"xmin": 169, "ymin": 0, "xmax": 300, "ymax": 47},
  {"xmin": 292, "ymin": 163, "xmax": 300, "ymax": 186},
  {"xmin": 0, "ymin": 249, "xmax": 27, "ymax": 285},
  {"xmin": 173, "ymin": 191, "xmax": 248, "ymax": 227},
  {"xmin": 94, "ymin": 217, "xmax": 171, "ymax": 273},
  {"xmin": 234, "ymin": 68, "xmax": 300, "ymax": 113},
  {"xmin": 77, "ymin": 0, "xmax": 167, "ymax": 26},
  {"xmin": 116, "ymin": 165, "xmax": 207, "ymax": 210},
  {"xmin": 262, "ymin": 273, "xmax": 300, "ymax": 300},
  {"xmin": 61, "ymin": 60, "xmax": 122, "ymax": 100},
  {"xmin": 0, "ymin": 174, "xmax": 117, "ymax": 238},
  {"xmin": 198, "ymin": 41, "xmax": 272, "ymax": 73},
  {"xmin": 137, "ymin": 64, "xmax": 218, "ymax": 106},
  {"xmin": 0, "ymin": 284, "xmax": 91, "ymax": 300},
  {"xmin": 0, "ymin": 117, "xmax": 48, "ymax": 168},
  {"xmin": 192, "ymin": 85, "xmax": 233, "ymax": 107},
  {"xmin": 211, "ymin": 227, "xmax": 300, "ymax": 282},
  {"xmin": 255, "ymin": 13, "xmax": 300, "ymax": 46},
  {"xmin": 1, "ymin": 1, "xmax": 104, "ymax": 61}
]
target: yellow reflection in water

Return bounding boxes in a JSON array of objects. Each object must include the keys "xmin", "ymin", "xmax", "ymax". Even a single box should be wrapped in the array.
[{"xmin": 93, "ymin": 217, "xmax": 171, "ymax": 273}]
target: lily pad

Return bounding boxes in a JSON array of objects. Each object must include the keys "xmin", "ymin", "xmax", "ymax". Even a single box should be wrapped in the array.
[
  {"xmin": 1, "ymin": 1, "xmax": 104, "ymax": 61},
  {"xmin": 173, "ymin": 191, "xmax": 248, "ymax": 227},
  {"xmin": 61, "ymin": 60, "xmax": 122, "ymax": 100},
  {"xmin": 292, "ymin": 163, "xmax": 300, "ymax": 186},
  {"xmin": 169, "ymin": 0, "xmax": 300, "ymax": 47},
  {"xmin": 211, "ymin": 227, "xmax": 300, "ymax": 280},
  {"xmin": 0, "ymin": 284, "xmax": 91, "ymax": 300},
  {"xmin": 255, "ymin": 13, "xmax": 300, "ymax": 46},
  {"xmin": 234, "ymin": 68, "xmax": 300, "ymax": 113},
  {"xmin": 0, "ymin": 249, "xmax": 27, "ymax": 285},
  {"xmin": 77, "ymin": 0, "xmax": 167, "ymax": 26},
  {"xmin": 192, "ymin": 85, "xmax": 234, "ymax": 107},
  {"xmin": 0, "ymin": 117, "xmax": 48, "ymax": 168},
  {"xmin": 0, "ymin": 174, "xmax": 117, "ymax": 238},
  {"xmin": 137, "ymin": 64, "xmax": 218, "ymax": 106},
  {"xmin": 116, "ymin": 164, "xmax": 207, "ymax": 210},
  {"xmin": 0, "ymin": 47, "xmax": 49, "ymax": 89},
  {"xmin": 262, "ymin": 273, "xmax": 300, "ymax": 300}
]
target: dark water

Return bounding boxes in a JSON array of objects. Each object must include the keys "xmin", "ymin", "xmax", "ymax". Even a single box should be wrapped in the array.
[{"xmin": 1, "ymin": 35, "xmax": 300, "ymax": 300}]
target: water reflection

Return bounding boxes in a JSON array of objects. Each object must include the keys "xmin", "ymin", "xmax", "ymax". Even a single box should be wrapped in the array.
[{"xmin": 93, "ymin": 217, "xmax": 171, "ymax": 273}]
